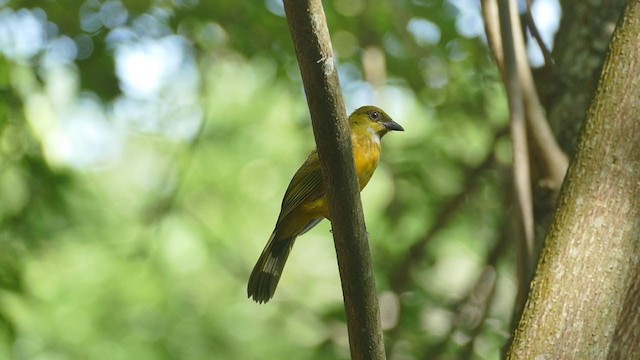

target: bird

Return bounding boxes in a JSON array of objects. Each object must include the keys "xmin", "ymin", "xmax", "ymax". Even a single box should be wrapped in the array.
[{"xmin": 247, "ymin": 105, "xmax": 404, "ymax": 303}]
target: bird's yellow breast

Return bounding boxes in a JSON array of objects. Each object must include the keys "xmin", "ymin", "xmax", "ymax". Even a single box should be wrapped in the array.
[
  {"xmin": 297, "ymin": 128, "xmax": 382, "ymax": 220},
  {"xmin": 352, "ymin": 128, "xmax": 382, "ymax": 190}
]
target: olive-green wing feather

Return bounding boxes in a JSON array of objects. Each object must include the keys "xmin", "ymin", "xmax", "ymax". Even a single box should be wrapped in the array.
[{"xmin": 276, "ymin": 150, "xmax": 325, "ymax": 224}]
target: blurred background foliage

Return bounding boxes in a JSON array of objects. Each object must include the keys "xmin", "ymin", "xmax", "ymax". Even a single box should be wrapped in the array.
[{"xmin": 0, "ymin": 0, "xmax": 559, "ymax": 358}]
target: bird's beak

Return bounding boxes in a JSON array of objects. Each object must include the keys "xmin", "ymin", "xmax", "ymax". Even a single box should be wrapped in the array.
[{"xmin": 383, "ymin": 119, "xmax": 404, "ymax": 132}]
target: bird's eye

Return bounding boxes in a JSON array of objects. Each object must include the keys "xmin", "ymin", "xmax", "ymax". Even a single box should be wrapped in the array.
[{"xmin": 370, "ymin": 111, "xmax": 380, "ymax": 120}]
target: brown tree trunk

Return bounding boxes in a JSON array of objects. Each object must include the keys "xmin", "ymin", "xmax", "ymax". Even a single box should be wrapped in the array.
[{"xmin": 507, "ymin": 1, "xmax": 640, "ymax": 358}]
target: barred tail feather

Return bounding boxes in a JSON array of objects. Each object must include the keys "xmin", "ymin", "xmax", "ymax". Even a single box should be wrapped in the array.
[{"xmin": 247, "ymin": 233, "xmax": 296, "ymax": 303}]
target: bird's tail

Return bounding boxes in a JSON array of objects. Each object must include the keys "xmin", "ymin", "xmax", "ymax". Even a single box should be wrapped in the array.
[{"xmin": 247, "ymin": 232, "xmax": 296, "ymax": 303}]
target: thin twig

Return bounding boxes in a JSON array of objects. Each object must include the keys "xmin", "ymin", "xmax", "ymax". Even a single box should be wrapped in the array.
[
  {"xmin": 482, "ymin": 0, "xmax": 568, "ymax": 195},
  {"xmin": 426, "ymin": 200, "xmax": 512, "ymax": 358},
  {"xmin": 458, "ymin": 220, "xmax": 511, "ymax": 358},
  {"xmin": 524, "ymin": 0, "xmax": 554, "ymax": 70}
]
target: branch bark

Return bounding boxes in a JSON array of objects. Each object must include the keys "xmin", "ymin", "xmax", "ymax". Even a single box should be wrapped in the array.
[
  {"xmin": 282, "ymin": 1, "xmax": 385, "ymax": 359},
  {"xmin": 507, "ymin": 1, "xmax": 640, "ymax": 357}
]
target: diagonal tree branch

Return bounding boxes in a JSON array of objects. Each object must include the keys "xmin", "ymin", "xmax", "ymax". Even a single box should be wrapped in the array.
[
  {"xmin": 282, "ymin": 1, "xmax": 385, "ymax": 359},
  {"xmin": 524, "ymin": 0, "xmax": 554, "ymax": 70}
]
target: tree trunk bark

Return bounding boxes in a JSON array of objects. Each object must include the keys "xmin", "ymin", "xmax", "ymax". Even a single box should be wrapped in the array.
[{"xmin": 508, "ymin": 1, "xmax": 640, "ymax": 358}]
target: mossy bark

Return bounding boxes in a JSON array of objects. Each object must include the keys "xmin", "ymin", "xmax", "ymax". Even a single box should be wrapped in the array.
[{"xmin": 508, "ymin": 1, "xmax": 640, "ymax": 358}]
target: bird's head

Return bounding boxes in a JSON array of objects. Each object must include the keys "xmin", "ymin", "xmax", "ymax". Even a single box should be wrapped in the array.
[{"xmin": 348, "ymin": 106, "xmax": 404, "ymax": 138}]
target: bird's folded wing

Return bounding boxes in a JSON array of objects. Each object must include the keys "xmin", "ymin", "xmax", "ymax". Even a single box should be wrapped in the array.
[{"xmin": 276, "ymin": 150, "xmax": 325, "ymax": 223}]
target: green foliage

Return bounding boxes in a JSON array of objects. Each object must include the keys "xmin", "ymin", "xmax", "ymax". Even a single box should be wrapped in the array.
[{"xmin": 0, "ymin": 0, "xmax": 513, "ymax": 358}]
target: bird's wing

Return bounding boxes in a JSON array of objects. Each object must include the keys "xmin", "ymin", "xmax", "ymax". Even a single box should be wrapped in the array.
[{"xmin": 277, "ymin": 150, "xmax": 325, "ymax": 223}]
